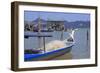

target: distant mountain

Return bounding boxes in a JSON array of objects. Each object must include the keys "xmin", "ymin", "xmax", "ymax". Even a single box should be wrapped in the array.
[
  {"xmin": 32, "ymin": 18, "xmax": 47, "ymax": 25},
  {"xmin": 64, "ymin": 21, "xmax": 90, "ymax": 28}
]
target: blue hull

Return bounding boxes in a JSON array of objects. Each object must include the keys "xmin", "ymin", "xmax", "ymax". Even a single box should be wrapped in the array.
[{"xmin": 24, "ymin": 44, "xmax": 74, "ymax": 61}]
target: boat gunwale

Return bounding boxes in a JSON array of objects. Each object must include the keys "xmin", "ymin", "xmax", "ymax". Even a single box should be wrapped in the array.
[{"xmin": 24, "ymin": 43, "xmax": 74, "ymax": 60}]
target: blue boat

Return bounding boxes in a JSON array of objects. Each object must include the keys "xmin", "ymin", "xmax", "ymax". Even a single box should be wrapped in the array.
[
  {"xmin": 24, "ymin": 31, "xmax": 75, "ymax": 61},
  {"xmin": 24, "ymin": 42, "xmax": 74, "ymax": 61}
]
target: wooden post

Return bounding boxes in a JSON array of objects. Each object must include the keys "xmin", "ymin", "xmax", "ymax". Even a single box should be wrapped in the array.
[
  {"xmin": 43, "ymin": 37, "xmax": 46, "ymax": 53},
  {"xmin": 60, "ymin": 30, "xmax": 64, "ymax": 40},
  {"xmin": 60, "ymin": 23, "xmax": 65, "ymax": 40}
]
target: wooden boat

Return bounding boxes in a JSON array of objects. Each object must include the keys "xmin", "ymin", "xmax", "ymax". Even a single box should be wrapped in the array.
[
  {"xmin": 24, "ymin": 30, "xmax": 75, "ymax": 61},
  {"xmin": 24, "ymin": 29, "xmax": 77, "ymax": 61},
  {"xmin": 24, "ymin": 41, "xmax": 74, "ymax": 61}
]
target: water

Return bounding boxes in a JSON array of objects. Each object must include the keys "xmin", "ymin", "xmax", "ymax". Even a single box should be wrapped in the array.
[
  {"xmin": 24, "ymin": 28, "xmax": 90, "ymax": 59},
  {"xmin": 71, "ymin": 28, "xmax": 90, "ymax": 59}
]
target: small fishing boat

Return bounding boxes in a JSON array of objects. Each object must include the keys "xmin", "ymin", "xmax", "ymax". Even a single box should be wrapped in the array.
[
  {"xmin": 24, "ymin": 29, "xmax": 77, "ymax": 61},
  {"xmin": 24, "ymin": 42, "xmax": 74, "ymax": 61}
]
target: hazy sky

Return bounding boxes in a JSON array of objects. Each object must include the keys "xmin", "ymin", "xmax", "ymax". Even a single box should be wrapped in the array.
[{"xmin": 24, "ymin": 11, "xmax": 90, "ymax": 22}]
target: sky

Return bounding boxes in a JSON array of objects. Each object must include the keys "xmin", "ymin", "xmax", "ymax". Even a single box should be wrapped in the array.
[{"xmin": 24, "ymin": 11, "xmax": 90, "ymax": 22}]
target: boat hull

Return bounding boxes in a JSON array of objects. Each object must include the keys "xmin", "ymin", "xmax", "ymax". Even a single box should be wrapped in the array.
[{"xmin": 24, "ymin": 44, "xmax": 73, "ymax": 61}]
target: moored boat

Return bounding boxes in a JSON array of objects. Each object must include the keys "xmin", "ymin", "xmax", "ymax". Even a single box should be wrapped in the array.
[
  {"xmin": 24, "ymin": 29, "xmax": 77, "ymax": 61},
  {"xmin": 24, "ymin": 42, "xmax": 74, "ymax": 61}
]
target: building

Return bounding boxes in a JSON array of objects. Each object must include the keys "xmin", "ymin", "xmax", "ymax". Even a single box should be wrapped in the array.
[
  {"xmin": 47, "ymin": 21, "xmax": 65, "ymax": 31},
  {"xmin": 24, "ymin": 18, "xmax": 65, "ymax": 32}
]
